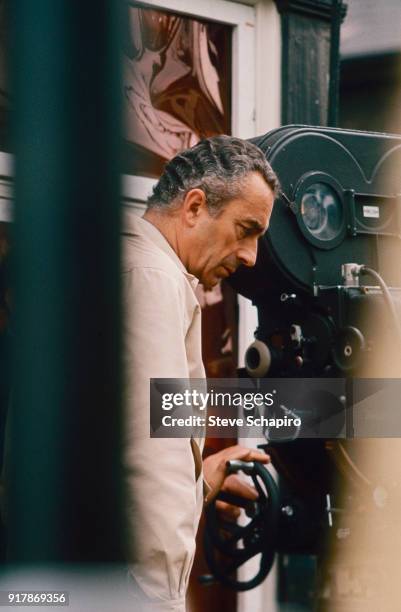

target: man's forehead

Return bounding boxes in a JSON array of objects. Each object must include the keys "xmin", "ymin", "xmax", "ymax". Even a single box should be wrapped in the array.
[
  {"xmin": 235, "ymin": 195, "xmax": 273, "ymax": 228},
  {"xmin": 220, "ymin": 174, "xmax": 274, "ymax": 228}
]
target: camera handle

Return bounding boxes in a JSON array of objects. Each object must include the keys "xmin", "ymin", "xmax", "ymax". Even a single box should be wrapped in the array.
[{"xmin": 203, "ymin": 459, "xmax": 280, "ymax": 591}]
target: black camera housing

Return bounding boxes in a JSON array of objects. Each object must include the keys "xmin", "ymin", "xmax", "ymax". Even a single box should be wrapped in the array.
[
  {"xmin": 230, "ymin": 125, "xmax": 401, "ymax": 378},
  {"xmin": 205, "ymin": 127, "xmax": 401, "ymax": 590},
  {"xmin": 228, "ymin": 127, "xmax": 401, "ymax": 566}
]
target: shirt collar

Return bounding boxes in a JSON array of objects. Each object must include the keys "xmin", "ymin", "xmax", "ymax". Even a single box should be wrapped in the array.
[{"xmin": 123, "ymin": 209, "xmax": 199, "ymax": 291}]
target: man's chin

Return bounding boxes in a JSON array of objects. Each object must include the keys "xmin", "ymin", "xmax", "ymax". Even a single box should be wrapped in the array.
[{"xmin": 201, "ymin": 275, "xmax": 219, "ymax": 291}]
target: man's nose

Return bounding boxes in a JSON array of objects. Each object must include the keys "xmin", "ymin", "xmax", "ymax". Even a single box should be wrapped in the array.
[{"xmin": 237, "ymin": 240, "xmax": 258, "ymax": 267}]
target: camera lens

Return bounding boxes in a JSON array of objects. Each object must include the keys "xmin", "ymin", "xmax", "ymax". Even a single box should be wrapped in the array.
[{"xmin": 300, "ymin": 182, "xmax": 343, "ymax": 242}]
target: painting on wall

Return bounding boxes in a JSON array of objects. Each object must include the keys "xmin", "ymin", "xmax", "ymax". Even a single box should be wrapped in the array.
[{"xmin": 123, "ymin": 3, "xmax": 232, "ymax": 177}]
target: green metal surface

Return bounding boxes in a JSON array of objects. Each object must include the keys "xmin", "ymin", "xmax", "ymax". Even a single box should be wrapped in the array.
[{"xmin": 8, "ymin": 2, "xmax": 123, "ymax": 563}]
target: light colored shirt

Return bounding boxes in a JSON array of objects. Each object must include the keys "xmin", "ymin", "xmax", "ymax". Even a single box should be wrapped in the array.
[{"xmin": 121, "ymin": 210, "xmax": 206, "ymax": 611}]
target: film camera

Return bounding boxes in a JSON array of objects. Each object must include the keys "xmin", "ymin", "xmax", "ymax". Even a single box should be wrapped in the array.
[{"xmin": 204, "ymin": 126, "xmax": 401, "ymax": 591}]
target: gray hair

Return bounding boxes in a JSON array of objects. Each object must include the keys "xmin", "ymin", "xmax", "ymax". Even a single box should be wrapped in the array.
[{"xmin": 147, "ymin": 135, "xmax": 279, "ymax": 215}]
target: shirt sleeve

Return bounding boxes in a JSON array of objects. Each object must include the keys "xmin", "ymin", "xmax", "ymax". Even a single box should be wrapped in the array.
[{"xmin": 122, "ymin": 266, "xmax": 203, "ymax": 608}]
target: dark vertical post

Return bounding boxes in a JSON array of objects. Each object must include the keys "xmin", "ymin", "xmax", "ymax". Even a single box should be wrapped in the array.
[
  {"xmin": 271, "ymin": 1, "xmax": 348, "ymax": 604},
  {"xmin": 8, "ymin": 2, "xmax": 123, "ymax": 562},
  {"xmin": 327, "ymin": 0, "xmax": 345, "ymax": 126},
  {"xmin": 274, "ymin": 0, "xmax": 347, "ymax": 126}
]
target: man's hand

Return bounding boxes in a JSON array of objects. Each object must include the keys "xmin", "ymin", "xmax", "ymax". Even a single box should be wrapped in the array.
[{"xmin": 203, "ymin": 445, "xmax": 270, "ymax": 519}]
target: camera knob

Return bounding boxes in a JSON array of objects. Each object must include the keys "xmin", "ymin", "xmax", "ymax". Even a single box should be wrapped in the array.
[
  {"xmin": 333, "ymin": 326, "xmax": 366, "ymax": 372},
  {"xmin": 245, "ymin": 339, "xmax": 272, "ymax": 377}
]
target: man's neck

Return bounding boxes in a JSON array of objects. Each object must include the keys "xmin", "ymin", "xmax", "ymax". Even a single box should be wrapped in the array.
[{"xmin": 143, "ymin": 209, "xmax": 187, "ymax": 269}]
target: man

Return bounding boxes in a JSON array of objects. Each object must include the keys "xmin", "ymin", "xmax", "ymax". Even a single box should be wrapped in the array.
[{"xmin": 122, "ymin": 135, "xmax": 278, "ymax": 610}]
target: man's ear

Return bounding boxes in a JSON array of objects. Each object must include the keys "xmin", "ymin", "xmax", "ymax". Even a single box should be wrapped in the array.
[{"xmin": 181, "ymin": 188, "xmax": 207, "ymax": 227}]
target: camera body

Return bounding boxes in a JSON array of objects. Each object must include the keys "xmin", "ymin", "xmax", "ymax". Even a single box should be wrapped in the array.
[
  {"xmin": 230, "ymin": 125, "xmax": 401, "ymax": 378},
  {"xmin": 204, "ymin": 127, "xmax": 401, "ymax": 591}
]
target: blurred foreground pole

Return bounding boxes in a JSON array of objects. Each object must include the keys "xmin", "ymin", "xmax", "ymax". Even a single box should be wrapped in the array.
[{"xmin": 8, "ymin": 2, "xmax": 123, "ymax": 562}]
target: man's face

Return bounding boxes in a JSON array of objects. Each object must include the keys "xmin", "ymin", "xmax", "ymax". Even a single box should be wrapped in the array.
[{"xmin": 187, "ymin": 172, "xmax": 274, "ymax": 289}]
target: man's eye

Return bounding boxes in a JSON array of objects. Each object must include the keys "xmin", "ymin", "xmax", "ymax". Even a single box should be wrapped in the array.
[{"xmin": 237, "ymin": 225, "xmax": 249, "ymax": 238}]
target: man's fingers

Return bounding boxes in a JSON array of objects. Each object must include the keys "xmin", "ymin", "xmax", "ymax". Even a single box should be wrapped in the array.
[
  {"xmin": 221, "ymin": 474, "xmax": 259, "ymax": 500},
  {"xmin": 224, "ymin": 445, "xmax": 270, "ymax": 464},
  {"xmin": 203, "ymin": 445, "xmax": 270, "ymax": 504},
  {"xmin": 216, "ymin": 500, "xmax": 241, "ymax": 522}
]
